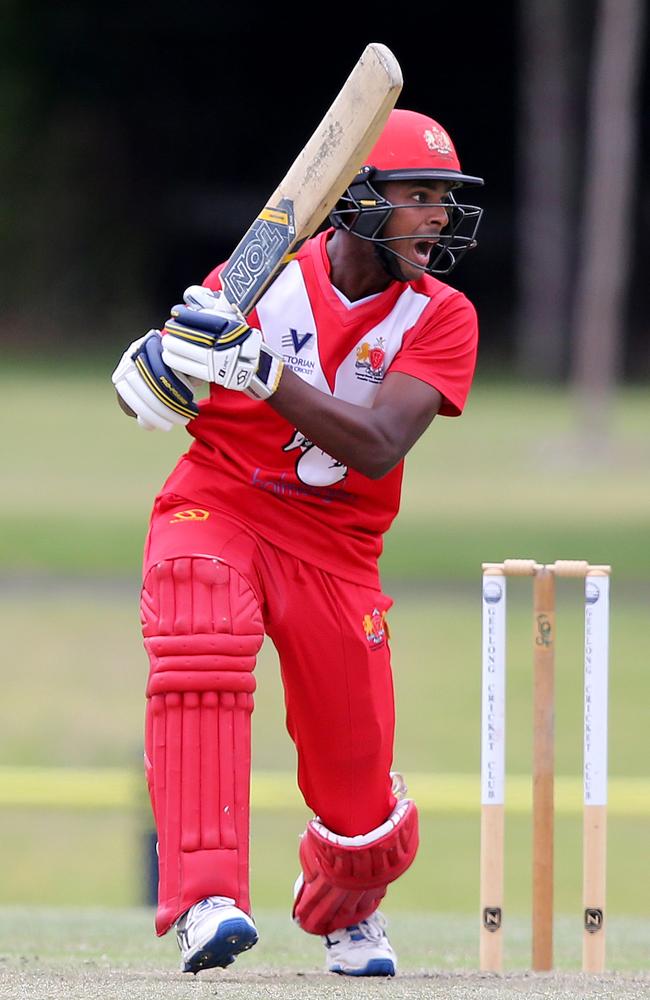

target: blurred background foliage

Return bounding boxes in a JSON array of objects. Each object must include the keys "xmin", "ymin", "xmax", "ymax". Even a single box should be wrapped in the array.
[{"xmin": 1, "ymin": 1, "xmax": 648, "ymax": 387}]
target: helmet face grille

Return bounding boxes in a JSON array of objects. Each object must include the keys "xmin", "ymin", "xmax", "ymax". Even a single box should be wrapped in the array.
[{"xmin": 329, "ymin": 174, "xmax": 483, "ymax": 277}]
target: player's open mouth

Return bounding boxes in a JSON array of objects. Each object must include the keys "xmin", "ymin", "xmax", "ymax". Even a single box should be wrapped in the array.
[{"xmin": 412, "ymin": 239, "xmax": 437, "ymax": 265}]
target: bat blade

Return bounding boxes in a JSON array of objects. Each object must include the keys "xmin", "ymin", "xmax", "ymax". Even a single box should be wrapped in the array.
[{"xmin": 219, "ymin": 43, "xmax": 403, "ymax": 315}]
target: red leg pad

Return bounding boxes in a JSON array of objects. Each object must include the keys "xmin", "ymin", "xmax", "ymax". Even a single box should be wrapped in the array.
[
  {"xmin": 141, "ymin": 556, "xmax": 264, "ymax": 935},
  {"xmin": 292, "ymin": 798, "xmax": 419, "ymax": 935}
]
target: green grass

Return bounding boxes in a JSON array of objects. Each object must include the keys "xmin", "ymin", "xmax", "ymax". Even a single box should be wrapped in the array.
[{"xmin": 2, "ymin": 373, "xmax": 649, "ymax": 578}]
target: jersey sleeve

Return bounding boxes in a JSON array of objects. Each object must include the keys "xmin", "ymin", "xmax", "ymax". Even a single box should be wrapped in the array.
[
  {"xmin": 202, "ymin": 263, "xmax": 226, "ymax": 291},
  {"xmin": 387, "ymin": 290, "xmax": 478, "ymax": 416}
]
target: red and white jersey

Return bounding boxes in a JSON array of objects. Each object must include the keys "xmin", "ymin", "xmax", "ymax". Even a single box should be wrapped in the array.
[{"xmin": 159, "ymin": 230, "xmax": 478, "ymax": 586}]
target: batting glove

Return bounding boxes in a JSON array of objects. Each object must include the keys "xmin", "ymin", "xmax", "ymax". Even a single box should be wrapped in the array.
[
  {"xmin": 111, "ymin": 330, "xmax": 200, "ymax": 431},
  {"xmin": 162, "ymin": 286, "xmax": 284, "ymax": 401}
]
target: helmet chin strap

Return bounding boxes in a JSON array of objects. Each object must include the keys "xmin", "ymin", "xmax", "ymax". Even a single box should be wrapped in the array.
[{"xmin": 373, "ymin": 242, "xmax": 409, "ymax": 283}]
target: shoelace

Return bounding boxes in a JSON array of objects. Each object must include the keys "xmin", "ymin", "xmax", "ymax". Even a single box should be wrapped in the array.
[
  {"xmin": 351, "ymin": 913, "xmax": 388, "ymax": 943},
  {"xmin": 179, "ymin": 896, "xmax": 236, "ymax": 932},
  {"xmin": 193, "ymin": 896, "xmax": 236, "ymax": 915}
]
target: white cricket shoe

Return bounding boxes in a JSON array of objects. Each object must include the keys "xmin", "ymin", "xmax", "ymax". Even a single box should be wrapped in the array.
[
  {"xmin": 175, "ymin": 895, "xmax": 258, "ymax": 974},
  {"xmin": 323, "ymin": 911, "xmax": 397, "ymax": 977}
]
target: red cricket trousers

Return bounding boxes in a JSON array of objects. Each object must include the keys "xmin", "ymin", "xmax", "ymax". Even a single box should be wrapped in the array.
[{"xmin": 141, "ymin": 493, "xmax": 397, "ymax": 930}]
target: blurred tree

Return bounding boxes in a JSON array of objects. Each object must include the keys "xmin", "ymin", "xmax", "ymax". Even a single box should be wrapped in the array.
[
  {"xmin": 571, "ymin": 0, "xmax": 646, "ymax": 438},
  {"xmin": 1, "ymin": 3, "xmax": 151, "ymax": 348},
  {"xmin": 0, "ymin": 2, "xmax": 647, "ymax": 372},
  {"xmin": 515, "ymin": 0, "xmax": 576, "ymax": 380}
]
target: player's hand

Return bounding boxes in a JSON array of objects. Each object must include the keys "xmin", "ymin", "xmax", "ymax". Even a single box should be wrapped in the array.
[
  {"xmin": 111, "ymin": 330, "xmax": 200, "ymax": 431},
  {"xmin": 161, "ymin": 285, "xmax": 284, "ymax": 401}
]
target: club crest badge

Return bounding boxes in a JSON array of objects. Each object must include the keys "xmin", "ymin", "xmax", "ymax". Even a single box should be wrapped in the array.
[
  {"xmin": 423, "ymin": 125, "xmax": 453, "ymax": 156},
  {"xmin": 362, "ymin": 608, "xmax": 389, "ymax": 648},
  {"xmin": 355, "ymin": 337, "xmax": 386, "ymax": 383}
]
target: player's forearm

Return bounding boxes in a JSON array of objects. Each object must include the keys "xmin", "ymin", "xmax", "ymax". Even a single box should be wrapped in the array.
[{"xmin": 268, "ymin": 367, "xmax": 402, "ymax": 479}]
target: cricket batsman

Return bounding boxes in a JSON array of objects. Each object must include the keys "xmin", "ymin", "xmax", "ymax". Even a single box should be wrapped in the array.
[{"xmin": 111, "ymin": 108, "xmax": 483, "ymax": 976}]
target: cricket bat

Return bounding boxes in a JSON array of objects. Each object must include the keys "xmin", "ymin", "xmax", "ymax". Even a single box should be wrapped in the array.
[{"xmin": 219, "ymin": 43, "xmax": 402, "ymax": 316}]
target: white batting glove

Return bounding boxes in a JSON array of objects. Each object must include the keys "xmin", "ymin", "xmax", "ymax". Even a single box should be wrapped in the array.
[
  {"xmin": 162, "ymin": 286, "xmax": 284, "ymax": 400},
  {"xmin": 111, "ymin": 330, "xmax": 200, "ymax": 431}
]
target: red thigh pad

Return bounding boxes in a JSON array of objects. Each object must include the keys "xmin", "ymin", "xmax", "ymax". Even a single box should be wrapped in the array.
[
  {"xmin": 141, "ymin": 556, "xmax": 264, "ymax": 935},
  {"xmin": 292, "ymin": 798, "xmax": 419, "ymax": 935}
]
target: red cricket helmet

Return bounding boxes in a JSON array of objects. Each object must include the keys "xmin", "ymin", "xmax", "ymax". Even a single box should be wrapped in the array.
[
  {"xmin": 364, "ymin": 108, "xmax": 484, "ymax": 187},
  {"xmin": 330, "ymin": 109, "xmax": 484, "ymax": 277}
]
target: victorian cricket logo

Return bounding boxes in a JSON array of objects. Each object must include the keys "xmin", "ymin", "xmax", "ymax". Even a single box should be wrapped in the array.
[
  {"xmin": 281, "ymin": 328, "xmax": 316, "ymax": 375},
  {"xmin": 355, "ymin": 337, "xmax": 386, "ymax": 383}
]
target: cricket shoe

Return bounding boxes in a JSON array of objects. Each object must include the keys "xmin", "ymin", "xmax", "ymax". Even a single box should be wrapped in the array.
[
  {"xmin": 323, "ymin": 911, "xmax": 396, "ymax": 977},
  {"xmin": 175, "ymin": 895, "xmax": 258, "ymax": 974}
]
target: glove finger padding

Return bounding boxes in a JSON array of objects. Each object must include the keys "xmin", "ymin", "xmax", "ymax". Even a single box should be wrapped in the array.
[
  {"xmin": 163, "ymin": 326, "xmax": 261, "ymax": 389},
  {"xmin": 131, "ymin": 333, "xmax": 199, "ymax": 421},
  {"xmin": 162, "ymin": 309, "xmax": 256, "ymax": 386},
  {"xmin": 115, "ymin": 372, "xmax": 173, "ymax": 432},
  {"xmin": 292, "ymin": 798, "xmax": 419, "ymax": 936},
  {"xmin": 166, "ymin": 305, "xmax": 252, "ymax": 351},
  {"xmin": 112, "ymin": 331, "xmax": 199, "ymax": 432},
  {"xmin": 162, "ymin": 325, "xmax": 283, "ymax": 400}
]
